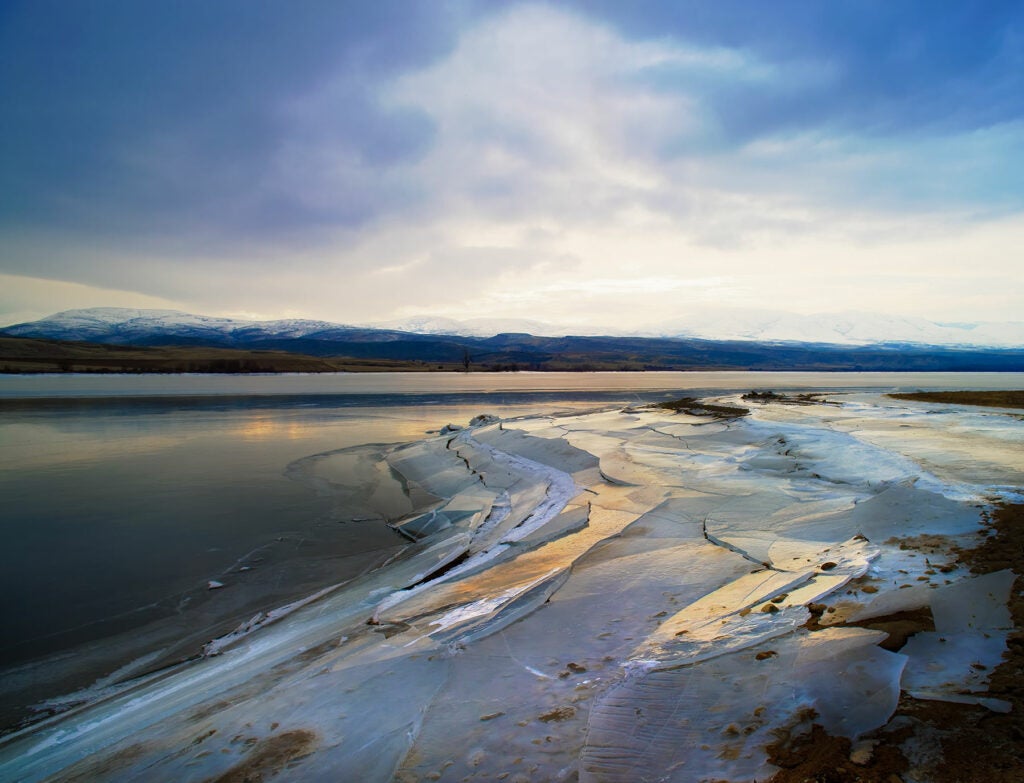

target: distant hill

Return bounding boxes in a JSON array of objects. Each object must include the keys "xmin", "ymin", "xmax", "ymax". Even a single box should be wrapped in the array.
[
  {"xmin": 8, "ymin": 306, "xmax": 1024, "ymax": 347},
  {"xmin": 380, "ymin": 309, "xmax": 1024, "ymax": 347},
  {"xmin": 0, "ymin": 335, "xmax": 450, "ymax": 374},
  {"xmin": 3, "ymin": 307, "xmax": 1023, "ymax": 372}
]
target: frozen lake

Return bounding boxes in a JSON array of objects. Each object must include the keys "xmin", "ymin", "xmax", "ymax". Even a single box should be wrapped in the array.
[{"xmin": 1, "ymin": 372, "xmax": 1022, "ymax": 780}]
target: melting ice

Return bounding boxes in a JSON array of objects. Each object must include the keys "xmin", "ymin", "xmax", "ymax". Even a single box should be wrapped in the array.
[{"xmin": 0, "ymin": 391, "xmax": 1021, "ymax": 782}]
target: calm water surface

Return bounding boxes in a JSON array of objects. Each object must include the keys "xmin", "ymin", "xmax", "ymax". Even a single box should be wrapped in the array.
[{"xmin": 4, "ymin": 370, "xmax": 1024, "ymax": 399}]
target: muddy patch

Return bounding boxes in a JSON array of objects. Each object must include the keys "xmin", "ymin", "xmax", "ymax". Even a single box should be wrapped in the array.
[{"xmin": 204, "ymin": 729, "xmax": 318, "ymax": 783}]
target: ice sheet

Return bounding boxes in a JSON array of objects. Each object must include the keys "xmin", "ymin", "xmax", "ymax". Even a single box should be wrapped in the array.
[
  {"xmin": 1, "ymin": 391, "xmax": 1018, "ymax": 783},
  {"xmin": 582, "ymin": 628, "xmax": 905, "ymax": 783},
  {"xmin": 899, "ymin": 571, "xmax": 1015, "ymax": 709}
]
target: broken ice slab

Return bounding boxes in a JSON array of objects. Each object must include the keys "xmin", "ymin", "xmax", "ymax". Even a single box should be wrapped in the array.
[
  {"xmin": 391, "ymin": 508, "xmax": 454, "ymax": 539},
  {"xmin": 632, "ymin": 539, "xmax": 879, "ymax": 669},
  {"xmin": 771, "ymin": 573, "xmax": 853, "ymax": 610},
  {"xmin": 469, "ymin": 480, "xmax": 550, "ymax": 552},
  {"xmin": 703, "ymin": 490, "xmax": 867, "ymax": 565},
  {"xmin": 440, "ymin": 483, "xmax": 504, "ymax": 525},
  {"xmin": 793, "ymin": 628, "xmax": 906, "ymax": 739},
  {"xmin": 622, "ymin": 497, "xmax": 709, "ymax": 541},
  {"xmin": 828, "ymin": 583, "xmax": 934, "ymax": 625},
  {"xmin": 514, "ymin": 503, "xmax": 590, "ymax": 547},
  {"xmin": 389, "ymin": 481, "xmax": 508, "ymax": 541},
  {"xmin": 638, "ymin": 569, "xmax": 815, "ymax": 656},
  {"xmin": 448, "ymin": 438, "xmax": 525, "ymax": 490},
  {"xmin": 374, "ymin": 506, "xmax": 639, "ymax": 633},
  {"xmin": 386, "ymin": 437, "xmax": 480, "ymax": 499},
  {"xmin": 929, "ymin": 569, "xmax": 1015, "ymax": 633},
  {"xmin": 426, "ymin": 568, "xmax": 570, "ymax": 647},
  {"xmin": 638, "ymin": 605, "xmax": 811, "ymax": 670},
  {"xmin": 821, "ymin": 561, "xmax": 1014, "ymax": 634},
  {"xmin": 470, "ymin": 426, "xmax": 600, "ymax": 477},
  {"xmin": 898, "ymin": 570, "xmax": 1016, "ymax": 710},
  {"xmin": 768, "ymin": 535, "xmax": 878, "ymax": 575},
  {"xmin": 583, "ymin": 627, "xmax": 905, "ymax": 783},
  {"xmin": 389, "ymin": 429, "xmax": 586, "ymax": 563},
  {"xmin": 847, "ymin": 481, "xmax": 985, "ymax": 541},
  {"xmin": 901, "ymin": 631, "xmax": 1009, "ymax": 705},
  {"xmin": 740, "ymin": 419, "xmax": 929, "ymax": 488}
]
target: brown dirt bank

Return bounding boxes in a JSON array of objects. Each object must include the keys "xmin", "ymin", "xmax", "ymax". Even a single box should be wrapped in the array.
[{"xmin": 888, "ymin": 390, "xmax": 1024, "ymax": 409}]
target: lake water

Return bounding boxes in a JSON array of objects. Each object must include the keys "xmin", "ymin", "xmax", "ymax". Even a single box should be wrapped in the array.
[
  {"xmin": 4, "ymin": 369, "xmax": 1024, "ymax": 399},
  {"xmin": 1, "ymin": 371, "xmax": 1022, "ymax": 726}
]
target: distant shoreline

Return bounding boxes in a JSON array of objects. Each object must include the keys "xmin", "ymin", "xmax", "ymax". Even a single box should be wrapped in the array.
[{"xmin": 4, "ymin": 332, "xmax": 1024, "ymax": 374}]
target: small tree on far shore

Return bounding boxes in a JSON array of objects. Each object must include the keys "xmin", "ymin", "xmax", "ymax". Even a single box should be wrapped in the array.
[{"xmin": 462, "ymin": 348, "xmax": 471, "ymax": 372}]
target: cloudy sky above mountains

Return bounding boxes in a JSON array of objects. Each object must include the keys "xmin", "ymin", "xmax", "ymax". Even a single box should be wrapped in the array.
[{"xmin": 2, "ymin": 1, "xmax": 1023, "ymax": 329}]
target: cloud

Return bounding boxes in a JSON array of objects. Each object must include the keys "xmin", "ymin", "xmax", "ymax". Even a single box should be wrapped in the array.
[
  {"xmin": 563, "ymin": 0, "xmax": 1024, "ymax": 137},
  {"xmin": 0, "ymin": 273, "xmax": 184, "ymax": 327},
  {"xmin": 0, "ymin": 0, "xmax": 463, "ymax": 240},
  {"xmin": 0, "ymin": 2, "xmax": 1022, "ymax": 329}
]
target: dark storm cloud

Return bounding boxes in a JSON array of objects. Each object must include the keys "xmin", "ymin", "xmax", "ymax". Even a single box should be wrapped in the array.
[
  {"xmin": 0, "ymin": 0, "xmax": 470, "ymax": 242},
  {"xmin": 566, "ymin": 0, "xmax": 1024, "ymax": 142},
  {"xmin": 3, "ymin": 0, "xmax": 1022, "ymax": 252}
]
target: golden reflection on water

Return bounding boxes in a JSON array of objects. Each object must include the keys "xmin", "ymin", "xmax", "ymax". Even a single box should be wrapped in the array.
[
  {"xmin": 0, "ymin": 401, "xmax": 608, "ymax": 476},
  {"xmin": 0, "ymin": 422, "xmax": 194, "ymax": 471},
  {"xmin": 231, "ymin": 415, "xmax": 317, "ymax": 441}
]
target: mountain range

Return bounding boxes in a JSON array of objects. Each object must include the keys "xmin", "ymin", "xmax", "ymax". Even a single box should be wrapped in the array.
[
  {"xmin": 6, "ymin": 306, "xmax": 1024, "ymax": 346},
  {"xmin": 378, "ymin": 309, "xmax": 1024, "ymax": 348},
  {"xmin": 2, "ymin": 307, "xmax": 1023, "ymax": 372}
]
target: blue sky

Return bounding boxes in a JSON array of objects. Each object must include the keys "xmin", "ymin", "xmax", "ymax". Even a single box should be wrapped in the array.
[{"xmin": 2, "ymin": 1, "xmax": 1022, "ymax": 328}]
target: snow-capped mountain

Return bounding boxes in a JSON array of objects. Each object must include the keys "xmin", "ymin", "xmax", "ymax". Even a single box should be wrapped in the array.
[
  {"xmin": 1, "ymin": 307, "xmax": 358, "ymax": 345},
  {"xmin": 639, "ymin": 308, "xmax": 1024, "ymax": 348},
  {"xmin": 377, "ymin": 309, "xmax": 1024, "ymax": 346},
  {"xmin": 369, "ymin": 315, "xmax": 607, "ymax": 337},
  {"xmin": 3, "ymin": 306, "xmax": 1023, "ymax": 348}
]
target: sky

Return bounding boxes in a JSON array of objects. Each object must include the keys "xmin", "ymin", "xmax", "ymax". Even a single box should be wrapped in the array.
[{"xmin": 2, "ymin": 0, "xmax": 1023, "ymax": 330}]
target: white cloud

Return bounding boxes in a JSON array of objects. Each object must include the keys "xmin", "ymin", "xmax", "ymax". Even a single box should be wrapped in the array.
[
  {"xmin": 0, "ymin": 273, "xmax": 185, "ymax": 327},
  {"xmin": 5, "ymin": 3, "xmax": 1021, "ymax": 331}
]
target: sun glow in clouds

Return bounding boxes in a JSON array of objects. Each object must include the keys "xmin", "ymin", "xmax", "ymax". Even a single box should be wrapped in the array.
[{"xmin": 0, "ymin": 2, "xmax": 1022, "ymax": 330}]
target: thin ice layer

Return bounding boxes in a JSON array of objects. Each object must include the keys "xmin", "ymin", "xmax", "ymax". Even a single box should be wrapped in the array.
[
  {"xmin": 583, "ymin": 628, "xmax": 905, "ymax": 783},
  {"xmin": 1, "ymin": 392, "xmax": 1018, "ymax": 783},
  {"xmin": 900, "ymin": 570, "xmax": 1016, "ymax": 710}
]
